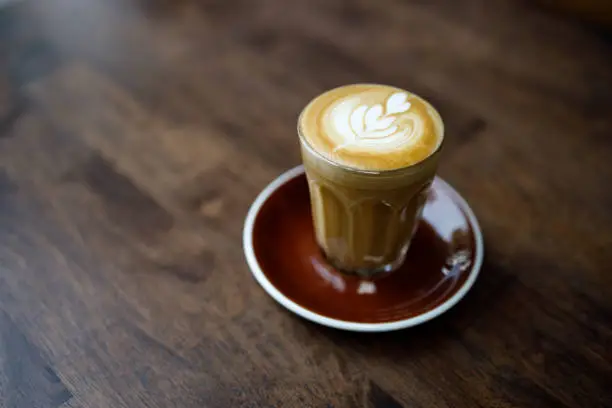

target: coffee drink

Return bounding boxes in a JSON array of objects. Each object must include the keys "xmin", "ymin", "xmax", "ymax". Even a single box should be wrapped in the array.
[{"xmin": 298, "ymin": 84, "xmax": 444, "ymax": 276}]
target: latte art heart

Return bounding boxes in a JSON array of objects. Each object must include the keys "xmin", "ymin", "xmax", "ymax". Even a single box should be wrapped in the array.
[
  {"xmin": 331, "ymin": 92, "xmax": 422, "ymax": 153},
  {"xmin": 299, "ymin": 84, "xmax": 443, "ymax": 171}
]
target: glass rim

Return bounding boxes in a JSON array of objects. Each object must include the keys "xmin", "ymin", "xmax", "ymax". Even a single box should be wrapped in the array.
[{"xmin": 296, "ymin": 87, "xmax": 445, "ymax": 176}]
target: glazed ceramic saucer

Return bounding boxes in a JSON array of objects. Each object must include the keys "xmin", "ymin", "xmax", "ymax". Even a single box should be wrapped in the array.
[{"xmin": 243, "ymin": 166, "xmax": 483, "ymax": 332}]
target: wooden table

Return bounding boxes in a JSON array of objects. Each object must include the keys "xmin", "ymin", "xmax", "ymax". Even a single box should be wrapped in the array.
[{"xmin": 1, "ymin": 0, "xmax": 611, "ymax": 407}]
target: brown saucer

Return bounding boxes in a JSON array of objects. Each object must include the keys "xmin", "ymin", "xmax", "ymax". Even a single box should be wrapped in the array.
[{"xmin": 243, "ymin": 166, "xmax": 483, "ymax": 332}]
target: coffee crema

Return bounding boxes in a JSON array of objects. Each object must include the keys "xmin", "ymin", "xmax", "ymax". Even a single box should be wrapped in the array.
[{"xmin": 299, "ymin": 84, "xmax": 443, "ymax": 171}]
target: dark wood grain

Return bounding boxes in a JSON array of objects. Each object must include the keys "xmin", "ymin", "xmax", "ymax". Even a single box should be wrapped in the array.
[{"xmin": 0, "ymin": 0, "xmax": 611, "ymax": 406}]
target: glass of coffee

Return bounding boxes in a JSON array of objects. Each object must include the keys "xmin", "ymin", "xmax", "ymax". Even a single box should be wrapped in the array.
[{"xmin": 298, "ymin": 84, "xmax": 444, "ymax": 277}]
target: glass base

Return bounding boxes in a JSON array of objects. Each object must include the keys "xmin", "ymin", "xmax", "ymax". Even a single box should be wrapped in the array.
[{"xmin": 326, "ymin": 255, "xmax": 404, "ymax": 279}]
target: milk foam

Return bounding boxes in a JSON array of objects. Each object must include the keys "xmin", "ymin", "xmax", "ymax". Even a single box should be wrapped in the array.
[{"xmin": 299, "ymin": 84, "xmax": 443, "ymax": 171}]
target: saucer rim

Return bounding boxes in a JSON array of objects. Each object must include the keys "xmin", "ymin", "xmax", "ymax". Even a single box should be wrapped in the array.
[{"xmin": 243, "ymin": 165, "xmax": 484, "ymax": 332}]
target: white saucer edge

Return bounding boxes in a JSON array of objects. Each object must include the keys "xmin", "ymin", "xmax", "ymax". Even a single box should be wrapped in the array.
[{"xmin": 243, "ymin": 165, "xmax": 484, "ymax": 332}]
